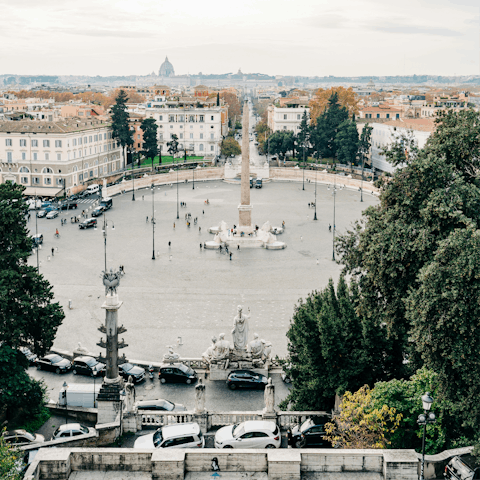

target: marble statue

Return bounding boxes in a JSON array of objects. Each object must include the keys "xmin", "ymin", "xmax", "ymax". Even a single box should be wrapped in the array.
[
  {"xmin": 214, "ymin": 333, "xmax": 231, "ymax": 360},
  {"xmin": 247, "ymin": 333, "xmax": 264, "ymax": 358},
  {"xmin": 201, "ymin": 336, "xmax": 217, "ymax": 363},
  {"xmin": 103, "ymin": 268, "xmax": 121, "ymax": 296},
  {"xmin": 232, "ymin": 305, "xmax": 250, "ymax": 351},
  {"xmin": 125, "ymin": 375, "xmax": 136, "ymax": 412},
  {"xmin": 194, "ymin": 378, "xmax": 206, "ymax": 413},
  {"xmin": 261, "ymin": 340, "xmax": 273, "ymax": 362},
  {"xmin": 264, "ymin": 377, "xmax": 275, "ymax": 413},
  {"xmin": 163, "ymin": 345, "xmax": 180, "ymax": 362},
  {"xmin": 76, "ymin": 342, "xmax": 88, "ymax": 353}
]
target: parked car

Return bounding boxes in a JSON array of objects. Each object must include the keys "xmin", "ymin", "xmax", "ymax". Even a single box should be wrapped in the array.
[
  {"xmin": 134, "ymin": 423, "xmax": 204, "ymax": 449},
  {"xmin": 214, "ymin": 420, "xmax": 280, "ymax": 449},
  {"xmin": 287, "ymin": 416, "xmax": 331, "ymax": 448},
  {"xmin": 52, "ymin": 423, "xmax": 94, "ymax": 440},
  {"xmin": 2, "ymin": 430, "xmax": 45, "ymax": 447},
  {"xmin": 60, "ymin": 202, "xmax": 78, "ymax": 210},
  {"xmin": 36, "ymin": 210, "xmax": 47, "ymax": 218},
  {"xmin": 119, "ymin": 362, "xmax": 145, "ymax": 383},
  {"xmin": 67, "ymin": 194, "xmax": 79, "ymax": 202},
  {"xmin": 44, "ymin": 205, "xmax": 59, "ymax": 214},
  {"xmin": 135, "ymin": 399, "xmax": 187, "ymax": 412},
  {"xmin": 36, "ymin": 353, "xmax": 72, "ymax": 374},
  {"xmin": 20, "ymin": 346, "xmax": 38, "ymax": 366},
  {"xmin": 72, "ymin": 356, "xmax": 106, "ymax": 377},
  {"xmin": 31, "ymin": 233, "xmax": 43, "ymax": 247},
  {"xmin": 46, "ymin": 210, "xmax": 59, "ymax": 219},
  {"xmin": 100, "ymin": 197, "xmax": 113, "ymax": 210},
  {"xmin": 41, "ymin": 201, "xmax": 52, "ymax": 208},
  {"xmin": 79, "ymin": 218, "xmax": 97, "ymax": 229},
  {"xmin": 158, "ymin": 363, "xmax": 198, "ymax": 384},
  {"xmin": 226, "ymin": 370, "xmax": 268, "ymax": 390},
  {"xmin": 91, "ymin": 205, "xmax": 106, "ymax": 217},
  {"xmin": 444, "ymin": 456, "xmax": 480, "ymax": 479}
]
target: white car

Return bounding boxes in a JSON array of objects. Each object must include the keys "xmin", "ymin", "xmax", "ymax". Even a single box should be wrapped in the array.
[
  {"xmin": 134, "ymin": 423, "xmax": 204, "ymax": 449},
  {"xmin": 46, "ymin": 210, "xmax": 59, "ymax": 219},
  {"xmin": 214, "ymin": 420, "xmax": 281, "ymax": 449},
  {"xmin": 52, "ymin": 423, "xmax": 94, "ymax": 440}
]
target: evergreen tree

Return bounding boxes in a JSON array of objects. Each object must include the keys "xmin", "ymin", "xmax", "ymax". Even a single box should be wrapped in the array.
[
  {"xmin": 268, "ymin": 131, "xmax": 295, "ymax": 161},
  {"xmin": 110, "ymin": 89, "xmax": 133, "ymax": 167},
  {"xmin": 358, "ymin": 123, "xmax": 373, "ymax": 166},
  {"xmin": 167, "ymin": 134, "xmax": 179, "ymax": 157},
  {"xmin": 140, "ymin": 118, "xmax": 158, "ymax": 171},
  {"xmin": 335, "ymin": 119, "xmax": 359, "ymax": 165},
  {"xmin": 297, "ymin": 110, "xmax": 310, "ymax": 160}
]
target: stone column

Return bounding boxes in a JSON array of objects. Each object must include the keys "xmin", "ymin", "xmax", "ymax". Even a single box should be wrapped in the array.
[{"xmin": 239, "ymin": 100, "xmax": 253, "ymax": 232}]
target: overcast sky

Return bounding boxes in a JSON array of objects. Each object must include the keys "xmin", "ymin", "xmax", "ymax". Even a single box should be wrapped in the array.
[{"xmin": 1, "ymin": 0, "xmax": 478, "ymax": 77}]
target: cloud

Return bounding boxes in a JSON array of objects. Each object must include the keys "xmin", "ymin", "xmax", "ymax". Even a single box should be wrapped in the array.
[
  {"xmin": 464, "ymin": 15, "xmax": 479, "ymax": 25},
  {"xmin": 302, "ymin": 13, "xmax": 347, "ymax": 29},
  {"xmin": 366, "ymin": 19, "xmax": 462, "ymax": 36},
  {"xmin": 55, "ymin": 27, "xmax": 156, "ymax": 38}
]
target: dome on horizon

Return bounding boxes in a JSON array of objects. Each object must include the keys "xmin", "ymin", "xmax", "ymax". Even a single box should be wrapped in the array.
[{"xmin": 159, "ymin": 56, "xmax": 175, "ymax": 77}]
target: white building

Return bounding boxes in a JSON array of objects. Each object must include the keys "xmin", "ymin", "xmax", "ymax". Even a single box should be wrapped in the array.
[
  {"xmin": 359, "ymin": 118, "xmax": 434, "ymax": 173},
  {"xmin": 267, "ymin": 105, "xmax": 310, "ymax": 133},
  {"xmin": 0, "ymin": 119, "xmax": 122, "ymax": 196},
  {"xmin": 147, "ymin": 103, "xmax": 228, "ymax": 157}
]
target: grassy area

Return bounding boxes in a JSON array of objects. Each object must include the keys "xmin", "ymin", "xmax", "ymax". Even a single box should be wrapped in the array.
[
  {"xmin": 131, "ymin": 155, "xmax": 204, "ymax": 169},
  {"xmin": 15, "ymin": 406, "xmax": 51, "ymax": 432}
]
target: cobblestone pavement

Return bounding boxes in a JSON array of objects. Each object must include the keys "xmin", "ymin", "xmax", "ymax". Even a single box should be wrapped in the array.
[{"xmin": 27, "ymin": 180, "xmax": 378, "ymax": 362}]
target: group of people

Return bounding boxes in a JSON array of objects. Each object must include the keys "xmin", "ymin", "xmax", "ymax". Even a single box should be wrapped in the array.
[
  {"xmin": 308, "ymin": 202, "xmax": 316, "ymax": 208},
  {"xmin": 180, "ymin": 201, "xmax": 187, "ymax": 208}
]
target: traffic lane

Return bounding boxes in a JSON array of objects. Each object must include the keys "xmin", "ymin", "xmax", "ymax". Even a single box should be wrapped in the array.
[{"xmin": 29, "ymin": 367, "xmax": 291, "ymax": 412}]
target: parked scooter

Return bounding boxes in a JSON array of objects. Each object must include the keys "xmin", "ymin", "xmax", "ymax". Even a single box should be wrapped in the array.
[{"xmin": 148, "ymin": 365, "xmax": 154, "ymax": 380}]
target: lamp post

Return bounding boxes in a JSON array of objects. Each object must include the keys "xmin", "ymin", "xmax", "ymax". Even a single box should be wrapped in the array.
[
  {"xmin": 63, "ymin": 381, "xmax": 68, "ymax": 424},
  {"xmin": 360, "ymin": 151, "xmax": 365, "ymax": 203},
  {"xmin": 176, "ymin": 154, "xmax": 179, "ymax": 220},
  {"xmin": 302, "ymin": 142, "xmax": 305, "ymax": 191},
  {"xmin": 131, "ymin": 147, "xmax": 136, "ymax": 201},
  {"xmin": 101, "ymin": 213, "xmax": 115, "ymax": 271},
  {"xmin": 314, "ymin": 153, "xmax": 319, "ymax": 221},
  {"xmin": 192, "ymin": 157, "xmax": 195, "ymax": 190},
  {"xmin": 332, "ymin": 170, "xmax": 336, "ymax": 262},
  {"xmin": 418, "ymin": 392, "xmax": 436, "ymax": 480},
  {"xmin": 152, "ymin": 183, "xmax": 156, "ymax": 260}
]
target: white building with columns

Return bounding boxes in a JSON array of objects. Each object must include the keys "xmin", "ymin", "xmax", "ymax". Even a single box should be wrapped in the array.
[
  {"xmin": 267, "ymin": 104, "xmax": 310, "ymax": 133},
  {"xmin": 0, "ymin": 119, "xmax": 122, "ymax": 196}
]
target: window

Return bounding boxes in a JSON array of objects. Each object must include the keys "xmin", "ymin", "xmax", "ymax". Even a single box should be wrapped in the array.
[
  {"xmin": 33, "ymin": 152, "xmax": 38, "ymax": 161},
  {"xmin": 32, "ymin": 139, "xmax": 38, "ymax": 147},
  {"xmin": 211, "ymin": 115, "xmax": 214, "ymax": 121},
  {"xmin": 45, "ymin": 153, "xmax": 49, "ymax": 161},
  {"xmin": 79, "ymin": 137, "xmax": 82, "ymax": 145},
  {"xmin": 199, "ymin": 115, "xmax": 204, "ymax": 122},
  {"xmin": 89, "ymin": 171, "xmax": 93, "ymax": 177},
  {"xmin": 94, "ymin": 135, "xmax": 98, "ymax": 142},
  {"xmin": 210, "ymin": 133, "xmax": 214, "ymax": 140},
  {"xmin": 5, "ymin": 139, "xmax": 12, "ymax": 146},
  {"xmin": 7, "ymin": 152, "xmax": 13, "ymax": 162},
  {"xmin": 20, "ymin": 167, "xmax": 29, "ymax": 173},
  {"xmin": 396, "ymin": 113, "xmax": 400, "ymax": 119},
  {"xmin": 137, "ymin": 134, "xmax": 140, "ymax": 139},
  {"xmin": 189, "ymin": 115, "xmax": 194, "ymax": 122},
  {"xmin": 55, "ymin": 140, "xmax": 62, "ymax": 147},
  {"xmin": 200, "ymin": 133, "xmax": 204, "ymax": 139},
  {"xmin": 89, "ymin": 136, "xmax": 92, "ymax": 143},
  {"xmin": 57, "ymin": 153, "xmax": 61, "ymax": 161},
  {"xmin": 190, "ymin": 133, "xmax": 193, "ymax": 139},
  {"xmin": 44, "ymin": 177, "xmax": 52, "ymax": 185},
  {"xmin": 159, "ymin": 115, "xmax": 163, "ymax": 121},
  {"xmin": 83, "ymin": 137, "xmax": 87, "ymax": 144},
  {"xmin": 386, "ymin": 114, "xmax": 390, "ymax": 119},
  {"xmin": 199, "ymin": 144, "xmax": 204, "ymax": 151},
  {"xmin": 210, "ymin": 145, "xmax": 214, "ymax": 151},
  {"xmin": 169, "ymin": 115, "xmax": 175, "ymax": 122},
  {"xmin": 79, "ymin": 173, "xmax": 83, "ymax": 181},
  {"xmin": 179, "ymin": 115, "xmax": 184, "ymax": 122},
  {"xmin": 43, "ymin": 140, "xmax": 50, "ymax": 147},
  {"xmin": 180, "ymin": 133, "xmax": 183, "ymax": 139},
  {"xmin": 284, "ymin": 114, "xmax": 287, "ymax": 120},
  {"xmin": 32, "ymin": 177, "xmax": 40, "ymax": 184},
  {"xmin": 104, "ymin": 133, "xmax": 107, "ymax": 140},
  {"xmin": 297, "ymin": 114, "xmax": 300, "ymax": 120},
  {"xmin": 21, "ymin": 177, "xmax": 28, "ymax": 184},
  {"xmin": 20, "ymin": 139, "xmax": 26, "ymax": 147},
  {"xmin": 283, "ymin": 126, "xmax": 287, "ymax": 130},
  {"xmin": 376, "ymin": 114, "xmax": 380, "ymax": 118},
  {"xmin": 22, "ymin": 152, "xmax": 26, "ymax": 160},
  {"xmin": 56, "ymin": 178, "xmax": 63, "ymax": 185}
]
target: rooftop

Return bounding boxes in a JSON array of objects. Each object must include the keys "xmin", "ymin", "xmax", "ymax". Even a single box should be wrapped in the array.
[{"xmin": 0, "ymin": 119, "xmax": 111, "ymax": 133}]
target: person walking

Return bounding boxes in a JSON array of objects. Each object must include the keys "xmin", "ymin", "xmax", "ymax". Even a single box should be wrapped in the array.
[
  {"xmin": 200, "ymin": 243, "xmax": 203, "ymax": 249},
  {"xmin": 202, "ymin": 210, "xmax": 204, "ymax": 215},
  {"xmin": 146, "ymin": 216, "xmax": 149, "ymax": 223},
  {"xmin": 28, "ymin": 213, "xmax": 31, "ymax": 222},
  {"xmin": 329, "ymin": 224, "xmax": 331, "ymax": 232},
  {"xmin": 229, "ymin": 252, "xmax": 232, "ymax": 261},
  {"xmin": 51, "ymin": 247, "xmax": 54, "ymax": 257},
  {"xmin": 199, "ymin": 226, "xmax": 201, "ymax": 233},
  {"xmin": 168, "ymin": 241, "xmax": 171, "ymax": 247},
  {"xmin": 237, "ymin": 245, "xmax": 240, "ymax": 251},
  {"xmin": 173, "ymin": 222, "xmax": 176, "ymax": 229}
]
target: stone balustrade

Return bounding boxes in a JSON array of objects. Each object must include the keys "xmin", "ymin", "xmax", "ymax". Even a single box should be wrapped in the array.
[
  {"xmin": 210, "ymin": 411, "xmax": 264, "ymax": 427},
  {"xmin": 141, "ymin": 412, "xmax": 194, "ymax": 427},
  {"xmin": 277, "ymin": 411, "xmax": 329, "ymax": 428}
]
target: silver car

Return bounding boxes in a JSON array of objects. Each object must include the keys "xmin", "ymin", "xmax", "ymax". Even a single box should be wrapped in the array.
[{"xmin": 135, "ymin": 399, "xmax": 186, "ymax": 412}]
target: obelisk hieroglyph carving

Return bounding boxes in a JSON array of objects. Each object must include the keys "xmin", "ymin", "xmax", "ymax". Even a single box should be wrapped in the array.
[{"xmin": 238, "ymin": 99, "xmax": 253, "ymax": 233}]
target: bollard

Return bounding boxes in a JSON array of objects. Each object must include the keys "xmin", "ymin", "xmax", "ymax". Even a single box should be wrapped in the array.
[
  {"xmin": 177, "ymin": 336, "xmax": 183, "ymax": 346},
  {"xmin": 55, "ymin": 247, "xmax": 58, "ymax": 252},
  {"xmin": 47, "ymin": 256, "xmax": 51, "ymax": 261},
  {"xmin": 69, "ymin": 300, "xmax": 72, "ymax": 310}
]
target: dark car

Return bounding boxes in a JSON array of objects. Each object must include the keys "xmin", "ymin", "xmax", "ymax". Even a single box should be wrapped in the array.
[
  {"xmin": 36, "ymin": 353, "xmax": 72, "ymax": 374},
  {"xmin": 226, "ymin": 370, "xmax": 268, "ymax": 390},
  {"xmin": 20, "ymin": 347, "xmax": 38, "ymax": 366},
  {"xmin": 79, "ymin": 218, "xmax": 97, "ymax": 229},
  {"xmin": 44, "ymin": 205, "xmax": 59, "ymax": 213},
  {"xmin": 444, "ymin": 456, "xmax": 480, "ymax": 480},
  {"xmin": 60, "ymin": 202, "xmax": 78, "ymax": 210},
  {"xmin": 119, "ymin": 363, "xmax": 145, "ymax": 383},
  {"xmin": 100, "ymin": 197, "xmax": 113, "ymax": 210},
  {"xmin": 135, "ymin": 399, "xmax": 187, "ymax": 412},
  {"xmin": 67, "ymin": 194, "xmax": 79, "ymax": 201},
  {"xmin": 72, "ymin": 356, "xmax": 106, "ymax": 377},
  {"xmin": 287, "ymin": 416, "xmax": 332, "ymax": 448},
  {"xmin": 91, "ymin": 205, "xmax": 106, "ymax": 217},
  {"xmin": 158, "ymin": 363, "xmax": 198, "ymax": 384}
]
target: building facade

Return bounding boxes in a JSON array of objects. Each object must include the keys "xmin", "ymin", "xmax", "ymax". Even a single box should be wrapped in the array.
[
  {"xmin": 267, "ymin": 105, "xmax": 310, "ymax": 133},
  {"xmin": 0, "ymin": 119, "xmax": 122, "ymax": 196}
]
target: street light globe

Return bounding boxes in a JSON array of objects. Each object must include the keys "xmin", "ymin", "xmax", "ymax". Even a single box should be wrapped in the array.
[
  {"xmin": 63, "ymin": 381, "xmax": 68, "ymax": 389},
  {"xmin": 422, "ymin": 392, "xmax": 434, "ymax": 411}
]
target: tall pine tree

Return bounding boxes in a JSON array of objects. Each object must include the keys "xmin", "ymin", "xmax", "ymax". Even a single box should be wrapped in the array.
[
  {"xmin": 140, "ymin": 118, "xmax": 158, "ymax": 171},
  {"xmin": 110, "ymin": 89, "xmax": 133, "ymax": 168}
]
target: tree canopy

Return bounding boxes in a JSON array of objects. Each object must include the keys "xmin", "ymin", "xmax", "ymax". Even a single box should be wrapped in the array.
[
  {"xmin": 140, "ymin": 118, "xmax": 158, "ymax": 168},
  {"xmin": 110, "ymin": 90, "xmax": 133, "ymax": 166},
  {"xmin": 268, "ymin": 130, "xmax": 295, "ymax": 160},
  {"xmin": 335, "ymin": 118, "xmax": 359, "ymax": 165},
  {"xmin": 220, "ymin": 137, "xmax": 241, "ymax": 157},
  {"xmin": 309, "ymin": 86, "xmax": 359, "ymax": 125}
]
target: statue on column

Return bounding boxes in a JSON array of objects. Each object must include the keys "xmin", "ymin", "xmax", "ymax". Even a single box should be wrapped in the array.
[
  {"xmin": 232, "ymin": 305, "xmax": 250, "ymax": 352},
  {"xmin": 194, "ymin": 378, "xmax": 206, "ymax": 413},
  {"xmin": 125, "ymin": 375, "xmax": 136, "ymax": 412},
  {"xmin": 264, "ymin": 377, "xmax": 275, "ymax": 414}
]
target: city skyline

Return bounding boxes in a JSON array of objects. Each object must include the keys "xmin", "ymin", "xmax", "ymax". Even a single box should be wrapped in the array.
[{"xmin": 0, "ymin": 0, "xmax": 479, "ymax": 78}]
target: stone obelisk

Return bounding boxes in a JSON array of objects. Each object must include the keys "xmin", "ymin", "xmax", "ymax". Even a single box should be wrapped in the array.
[{"xmin": 238, "ymin": 100, "xmax": 253, "ymax": 233}]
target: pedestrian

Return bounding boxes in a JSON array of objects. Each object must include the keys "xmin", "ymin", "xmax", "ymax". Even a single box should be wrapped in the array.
[
  {"xmin": 219, "ymin": 245, "xmax": 222, "ymax": 252},
  {"xmin": 202, "ymin": 210, "xmax": 204, "ymax": 215},
  {"xmin": 230, "ymin": 252, "xmax": 232, "ymax": 261},
  {"xmin": 146, "ymin": 216, "xmax": 149, "ymax": 223},
  {"xmin": 226, "ymin": 246, "xmax": 229, "ymax": 254},
  {"xmin": 200, "ymin": 243, "xmax": 203, "ymax": 249},
  {"xmin": 168, "ymin": 241, "xmax": 171, "ymax": 247},
  {"xmin": 142, "ymin": 195, "xmax": 144, "ymax": 201},
  {"xmin": 329, "ymin": 224, "xmax": 331, "ymax": 232},
  {"xmin": 173, "ymin": 222, "xmax": 175, "ymax": 229},
  {"xmin": 308, "ymin": 203, "xmax": 311, "ymax": 208},
  {"xmin": 237, "ymin": 244, "xmax": 240, "ymax": 250},
  {"xmin": 28, "ymin": 213, "xmax": 31, "ymax": 221},
  {"xmin": 51, "ymin": 247, "xmax": 54, "ymax": 257}
]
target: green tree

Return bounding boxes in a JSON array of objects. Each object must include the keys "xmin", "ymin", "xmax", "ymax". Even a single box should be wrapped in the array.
[
  {"xmin": 140, "ymin": 118, "xmax": 158, "ymax": 171},
  {"xmin": 0, "ymin": 182, "xmax": 64, "ymax": 423},
  {"xmin": 254, "ymin": 122, "xmax": 271, "ymax": 155},
  {"xmin": 335, "ymin": 119, "xmax": 359, "ymax": 165},
  {"xmin": 358, "ymin": 123, "xmax": 373, "ymax": 166},
  {"xmin": 324, "ymin": 385, "xmax": 402, "ymax": 449},
  {"xmin": 0, "ymin": 428, "xmax": 22, "ymax": 480},
  {"xmin": 297, "ymin": 110, "xmax": 310, "ymax": 160},
  {"xmin": 110, "ymin": 89, "xmax": 133, "ymax": 167},
  {"xmin": 220, "ymin": 137, "xmax": 241, "ymax": 157},
  {"xmin": 167, "ymin": 133, "xmax": 179, "ymax": 157},
  {"xmin": 268, "ymin": 131, "xmax": 295, "ymax": 161},
  {"xmin": 280, "ymin": 276, "xmax": 400, "ymax": 411}
]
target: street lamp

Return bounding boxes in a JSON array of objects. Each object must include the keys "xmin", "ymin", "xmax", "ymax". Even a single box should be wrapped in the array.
[
  {"xmin": 314, "ymin": 154, "xmax": 319, "ymax": 221},
  {"xmin": 131, "ymin": 147, "xmax": 136, "ymax": 201},
  {"xmin": 62, "ymin": 381, "xmax": 68, "ymax": 424},
  {"xmin": 302, "ymin": 142, "xmax": 305, "ymax": 191},
  {"xmin": 176, "ymin": 153, "xmax": 179, "ymax": 220},
  {"xmin": 360, "ymin": 151, "xmax": 365, "ymax": 203},
  {"xmin": 332, "ymin": 171, "xmax": 337, "ymax": 261},
  {"xmin": 152, "ymin": 183, "xmax": 156, "ymax": 260},
  {"xmin": 101, "ymin": 213, "xmax": 115, "ymax": 271},
  {"xmin": 418, "ymin": 392, "xmax": 436, "ymax": 480}
]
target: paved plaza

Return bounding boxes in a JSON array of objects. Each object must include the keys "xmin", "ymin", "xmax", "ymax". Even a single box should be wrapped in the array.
[{"xmin": 27, "ymin": 179, "xmax": 378, "ymax": 363}]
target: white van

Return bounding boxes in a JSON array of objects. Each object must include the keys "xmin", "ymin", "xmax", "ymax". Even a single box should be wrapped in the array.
[
  {"xmin": 58, "ymin": 383, "xmax": 101, "ymax": 408},
  {"xmin": 86, "ymin": 184, "xmax": 100, "ymax": 195}
]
